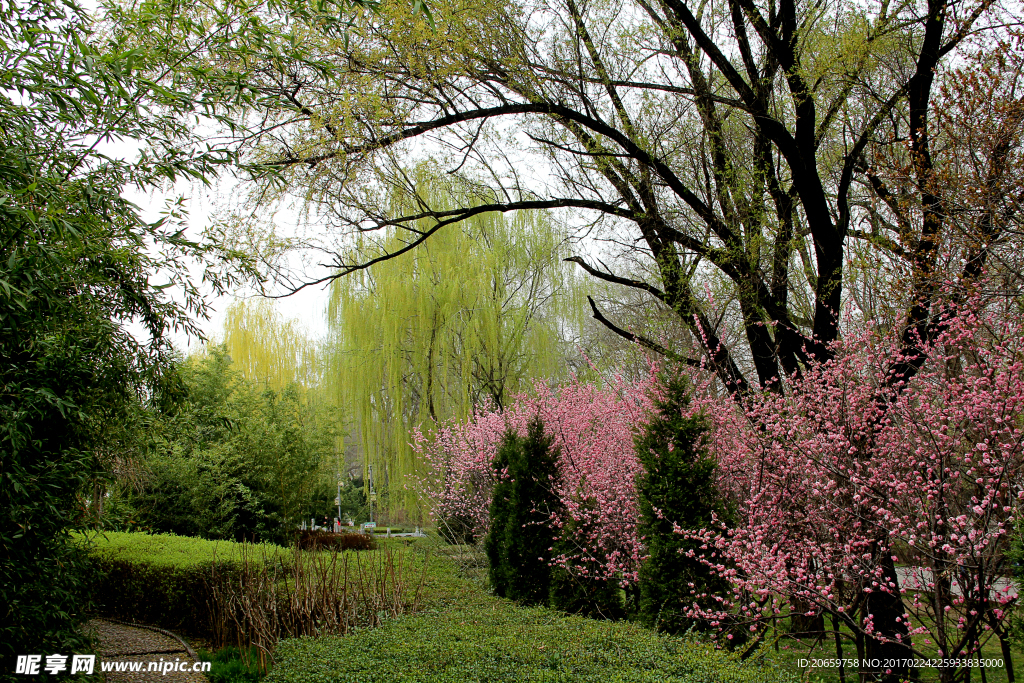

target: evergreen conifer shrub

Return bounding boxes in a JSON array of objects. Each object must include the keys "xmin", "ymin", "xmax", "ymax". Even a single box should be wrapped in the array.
[
  {"xmin": 635, "ymin": 370, "xmax": 730, "ymax": 634},
  {"xmin": 485, "ymin": 416, "xmax": 560, "ymax": 605},
  {"xmin": 485, "ymin": 432, "xmax": 516, "ymax": 597}
]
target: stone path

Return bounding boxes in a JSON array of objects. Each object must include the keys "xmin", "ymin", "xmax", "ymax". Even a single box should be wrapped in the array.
[{"xmin": 86, "ymin": 619, "xmax": 208, "ymax": 682}]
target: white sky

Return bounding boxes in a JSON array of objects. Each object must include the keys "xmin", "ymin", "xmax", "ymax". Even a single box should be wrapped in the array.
[{"xmin": 123, "ymin": 176, "xmax": 332, "ymax": 354}]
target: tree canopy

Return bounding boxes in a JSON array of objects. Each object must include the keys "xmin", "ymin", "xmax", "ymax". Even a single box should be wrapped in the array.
[
  {"xmin": 0, "ymin": 0, "xmax": 253, "ymax": 662},
  {"xmin": 112, "ymin": 0, "xmax": 1023, "ymax": 398},
  {"xmin": 223, "ymin": 298, "xmax": 327, "ymax": 391},
  {"xmin": 123, "ymin": 345, "xmax": 340, "ymax": 544}
]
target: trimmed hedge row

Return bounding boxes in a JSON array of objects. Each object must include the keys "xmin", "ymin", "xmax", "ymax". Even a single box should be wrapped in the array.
[
  {"xmin": 296, "ymin": 529, "xmax": 377, "ymax": 551},
  {"xmin": 80, "ymin": 531, "xmax": 289, "ymax": 641},
  {"xmin": 266, "ymin": 584, "xmax": 795, "ymax": 683}
]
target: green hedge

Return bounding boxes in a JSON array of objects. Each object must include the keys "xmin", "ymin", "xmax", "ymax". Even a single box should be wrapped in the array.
[
  {"xmin": 266, "ymin": 591, "xmax": 794, "ymax": 683},
  {"xmin": 81, "ymin": 530, "xmax": 289, "ymax": 568},
  {"xmin": 80, "ymin": 531, "xmax": 288, "ymax": 641}
]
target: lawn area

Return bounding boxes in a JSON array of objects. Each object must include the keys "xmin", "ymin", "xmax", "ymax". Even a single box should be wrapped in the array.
[
  {"xmin": 264, "ymin": 538, "xmax": 795, "ymax": 683},
  {"xmin": 83, "ymin": 532, "xmax": 1021, "ymax": 682},
  {"xmin": 266, "ymin": 537, "xmax": 1023, "ymax": 683}
]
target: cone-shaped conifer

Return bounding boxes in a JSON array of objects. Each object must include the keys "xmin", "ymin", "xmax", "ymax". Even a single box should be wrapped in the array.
[
  {"xmin": 485, "ymin": 416, "xmax": 560, "ymax": 605},
  {"xmin": 635, "ymin": 369, "xmax": 730, "ymax": 633}
]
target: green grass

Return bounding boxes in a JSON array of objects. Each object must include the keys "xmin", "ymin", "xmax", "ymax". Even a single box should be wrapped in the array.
[
  {"xmin": 265, "ymin": 541, "xmax": 796, "ymax": 683},
  {"xmin": 199, "ymin": 647, "xmax": 266, "ymax": 683}
]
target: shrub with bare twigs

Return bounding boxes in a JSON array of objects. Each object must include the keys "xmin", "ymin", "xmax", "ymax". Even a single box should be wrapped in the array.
[{"xmin": 208, "ymin": 543, "xmax": 429, "ymax": 672}]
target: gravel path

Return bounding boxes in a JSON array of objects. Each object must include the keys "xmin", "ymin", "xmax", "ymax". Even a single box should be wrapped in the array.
[{"xmin": 86, "ymin": 619, "xmax": 209, "ymax": 682}]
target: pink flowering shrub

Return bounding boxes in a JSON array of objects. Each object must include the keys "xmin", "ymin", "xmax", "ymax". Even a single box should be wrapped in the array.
[
  {"xmin": 414, "ymin": 373, "xmax": 655, "ymax": 583},
  {"xmin": 415, "ymin": 306, "xmax": 1022, "ymax": 679},
  {"xmin": 413, "ymin": 406, "xmax": 508, "ymax": 544},
  {"xmin": 687, "ymin": 308, "xmax": 1023, "ymax": 672}
]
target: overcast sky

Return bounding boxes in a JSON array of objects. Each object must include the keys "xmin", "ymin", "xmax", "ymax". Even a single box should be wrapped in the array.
[{"xmin": 122, "ymin": 175, "xmax": 331, "ymax": 354}]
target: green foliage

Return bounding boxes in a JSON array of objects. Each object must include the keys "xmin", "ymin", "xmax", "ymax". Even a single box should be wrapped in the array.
[
  {"xmin": 264, "ymin": 579, "xmax": 795, "ymax": 683},
  {"xmin": 123, "ymin": 346, "xmax": 339, "ymax": 545},
  {"xmin": 548, "ymin": 557, "xmax": 626, "ymax": 621},
  {"xmin": 200, "ymin": 647, "xmax": 265, "ymax": 683},
  {"xmin": 634, "ymin": 370, "xmax": 730, "ymax": 634},
  {"xmin": 485, "ymin": 417, "xmax": 561, "ymax": 605},
  {"xmin": 486, "ymin": 435, "xmax": 517, "ymax": 596},
  {"xmin": 328, "ymin": 177, "xmax": 592, "ymax": 515},
  {"xmin": 0, "ymin": 0, "xmax": 253, "ymax": 670},
  {"xmin": 88, "ymin": 531, "xmax": 430, "ymax": 661},
  {"xmin": 339, "ymin": 477, "xmax": 370, "ymax": 524},
  {"xmin": 84, "ymin": 531, "xmax": 288, "ymax": 640},
  {"xmin": 223, "ymin": 299, "xmax": 326, "ymax": 392}
]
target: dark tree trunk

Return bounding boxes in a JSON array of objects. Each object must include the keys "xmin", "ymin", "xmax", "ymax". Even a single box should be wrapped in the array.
[{"xmin": 862, "ymin": 553, "xmax": 913, "ymax": 682}]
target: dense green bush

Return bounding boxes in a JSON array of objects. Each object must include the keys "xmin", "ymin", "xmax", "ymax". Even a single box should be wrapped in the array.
[
  {"xmin": 85, "ymin": 531, "xmax": 427, "ymax": 657},
  {"xmin": 485, "ymin": 416, "xmax": 561, "ymax": 605},
  {"xmin": 264, "ymin": 590, "xmax": 795, "ymax": 683},
  {"xmin": 121, "ymin": 346, "xmax": 340, "ymax": 545},
  {"xmin": 634, "ymin": 370, "xmax": 731, "ymax": 635},
  {"xmin": 84, "ymin": 530, "xmax": 289, "ymax": 571},
  {"xmin": 84, "ymin": 531, "xmax": 288, "ymax": 640},
  {"xmin": 295, "ymin": 529, "xmax": 377, "ymax": 551}
]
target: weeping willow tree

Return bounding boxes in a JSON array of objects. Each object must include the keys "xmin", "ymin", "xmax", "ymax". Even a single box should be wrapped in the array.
[
  {"xmin": 223, "ymin": 298, "xmax": 326, "ymax": 391},
  {"xmin": 328, "ymin": 185, "xmax": 592, "ymax": 515}
]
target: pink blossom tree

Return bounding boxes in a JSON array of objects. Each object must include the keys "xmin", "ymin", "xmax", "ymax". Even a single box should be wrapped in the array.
[
  {"xmin": 415, "ymin": 305, "xmax": 1023, "ymax": 683},
  {"xmin": 686, "ymin": 308, "xmax": 1023, "ymax": 683},
  {"xmin": 414, "ymin": 372, "xmax": 655, "ymax": 585}
]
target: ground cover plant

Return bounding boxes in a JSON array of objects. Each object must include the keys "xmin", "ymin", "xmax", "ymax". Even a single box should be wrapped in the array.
[
  {"xmin": 199, "ymin": 647, "xmax": 265, "ymax": 683},
  {"xmin": 265, "ymin": 545, "xmax": 797, "ymax": 683},
  {"xmin": 84, "ymin": 530, "xmax": 290, "ymax": 568}
]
